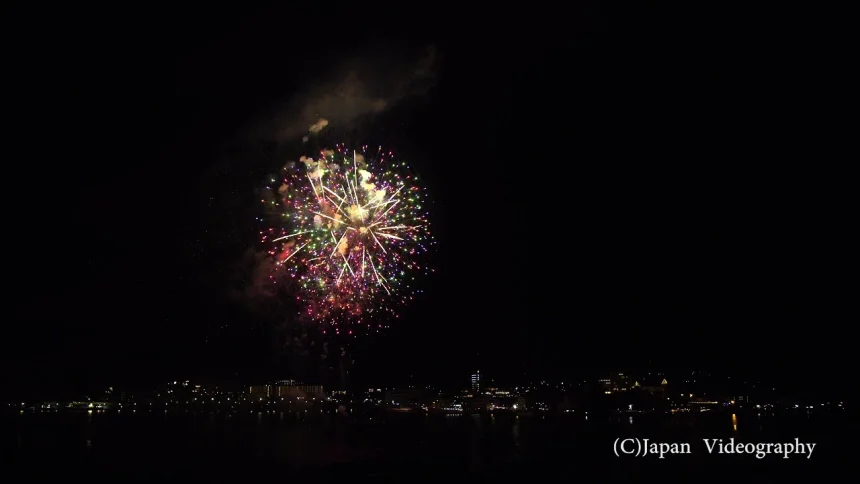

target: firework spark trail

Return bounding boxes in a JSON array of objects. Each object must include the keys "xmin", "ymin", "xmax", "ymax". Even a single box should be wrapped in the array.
[
  {"xmin": 341, "ymin": 253, "xmax": 355, "ymax": 278},
  {"xmin": 375, "ymin": 199, "xmax": 399, "ymax": 221},
  {"xmin": 272, "ymin": 230, "xmax": 313, "ymax": 242},
  {"xmin": 279, "ymin": 241, "xmax": 310, "ymax": 265},
  {"xmin": 368, "ymin": 255, "xmax": 391, "ymax": 295},
  {"xmin": 260, "ymin": 144, "xmax": 433, "ymax": 329},
  {"xmin": 369, "ymin": 229, "xmax": 387, "ymax": 253}
]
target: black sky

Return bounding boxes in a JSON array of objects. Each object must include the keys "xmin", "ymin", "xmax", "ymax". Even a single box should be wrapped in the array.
[{"xmin": 5, "ymin": 4, "xmax": 853, "ymax": 398}]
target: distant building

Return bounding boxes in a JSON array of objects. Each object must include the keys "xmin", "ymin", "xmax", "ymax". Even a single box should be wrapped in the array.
[
  {"xmin": 249, "ymin": 382, "xmax": 325, "ymax": 399},
  {"xmin": 467, "ymin": 395, "xmax": 490, "ymax": 412},
  {"xmin": 276, "ymin": 384, "xmax": 324, "ymax": 399},
  {"xmin": 471, "ymin": 371, "xmax": 481, "ymax": 394},
  {"xmin": 598, "ymin": 378, "xmax": 612, "ymax": 393},
  {"xmin": 611, "ymin": 373, "xmax": 631, "ymax": 392},
  {"xmin": 637, "ymin": 378, "xmax": 668, "ymax": 399},
  {"xmin": 690, "ymin": 397, "xmax": 719, "ymax": 407},
  {"xmin": 384, "ymin": 388, "xmax": 424, "ymax": 408},
  {"xmin": 249, "ymin": 385, "xmax": 272, "ymax": 398},
  {"xmin": 600, "ymin": 373, "xmax": 632, "ymax": 393}
]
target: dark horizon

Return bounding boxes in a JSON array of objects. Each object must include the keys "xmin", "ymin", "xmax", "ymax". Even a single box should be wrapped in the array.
[{"xmin": 5, "ymin": 5, "xmax": 853, "ymax": 402}]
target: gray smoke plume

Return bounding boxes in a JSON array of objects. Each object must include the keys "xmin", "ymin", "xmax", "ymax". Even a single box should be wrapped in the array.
[{"xmin": 255, "ymin": 45, "xmax": 437, "ymax": 142}]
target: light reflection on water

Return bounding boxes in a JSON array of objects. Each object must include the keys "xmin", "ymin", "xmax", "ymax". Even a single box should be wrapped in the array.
[{"xmin": 6, "ymin": 409, "xmax": 845, "ymax": 475}]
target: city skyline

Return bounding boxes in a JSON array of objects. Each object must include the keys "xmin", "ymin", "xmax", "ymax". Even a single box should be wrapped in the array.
[
  {"xmin": 4, "ymin": 363, "xmax": 851, "ymax": 404},
  {"xmin": 8, "ymin": 368, "xmax": 849, "ymax": 422}
]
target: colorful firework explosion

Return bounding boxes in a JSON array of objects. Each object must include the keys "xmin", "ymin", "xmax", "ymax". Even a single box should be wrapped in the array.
[{"xmin": 259, "ymin": 144, "xmax": 433, "ymax": 332}]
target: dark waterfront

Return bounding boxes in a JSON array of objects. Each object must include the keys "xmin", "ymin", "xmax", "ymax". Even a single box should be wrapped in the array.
[{"xmin": 3, "ymin": 410, "xmax": 853, "ymax": 481}]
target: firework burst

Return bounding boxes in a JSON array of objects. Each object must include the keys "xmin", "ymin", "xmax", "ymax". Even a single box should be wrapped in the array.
[{"xmin": 259, "ymin": 144, "xmax": 433, "ymax": 332}]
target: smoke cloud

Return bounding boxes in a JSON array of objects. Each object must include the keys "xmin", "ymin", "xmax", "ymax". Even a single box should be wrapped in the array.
[
  {"xmin": 256, "ymin": 45, "xmax": 437, "ymax": 142},
  {"xmin": 308, "ymin": 118, "xmax": 329, "ymax": 133},
  {"xmin": 233, "ymin": 247, "xmax": 279, "ymax": 307}
]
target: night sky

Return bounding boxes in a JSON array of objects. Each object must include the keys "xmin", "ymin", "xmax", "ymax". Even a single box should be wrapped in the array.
[{"xmin": 5, "ymin": 4, "xmax": 852, "ymax": 399}]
